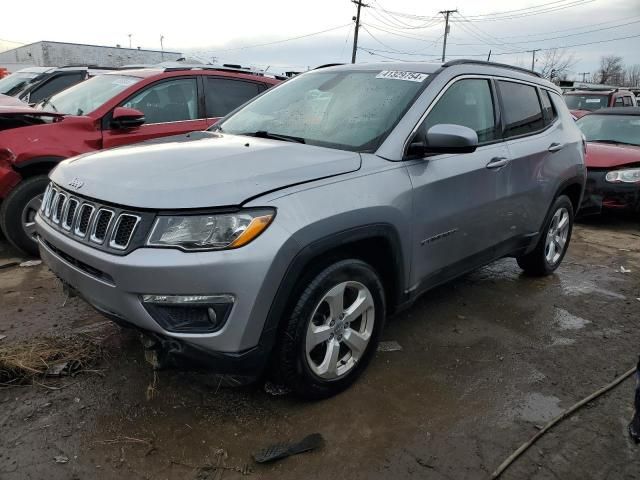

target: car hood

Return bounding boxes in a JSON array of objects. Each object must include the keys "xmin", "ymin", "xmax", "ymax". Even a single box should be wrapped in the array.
[
  {"xmin": 0, "ymin": 102, "xmax": 65, "ymax": 131},
  {"xmin": 50, "ymin": 132, "xmax": 362, "ymax": 209},
  {"xmin": 0, "ymin": 94, "xmax": 29, "ymax": 107},
  {"xmin": 585, "ymin": 142, "xmax": 640, "ymax": 168},
  {"xmin": 570, "ymin": 109, "xmax": 590, "ymax": 119}
]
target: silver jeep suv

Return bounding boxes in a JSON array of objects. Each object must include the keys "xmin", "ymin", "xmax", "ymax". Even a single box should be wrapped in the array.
[{"xmin": 36, "ymin": 61, "xmax": 585, "ymax": 398}]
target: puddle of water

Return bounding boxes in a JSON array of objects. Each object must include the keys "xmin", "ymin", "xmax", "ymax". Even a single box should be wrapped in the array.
[
  {"xmin": 561, "ymin": 279, "xmax": 626, "ymax": 300},
  {"xmin": 554, "ymin": 308, "xmax": 591, "ymax": 331},
  {"xmin": 514, "ymin": 392, "xmax": 564, "ymax": 424},
  {"xmin": 550, "ymin": 336, "xmax": 576, "ymax": 346}
]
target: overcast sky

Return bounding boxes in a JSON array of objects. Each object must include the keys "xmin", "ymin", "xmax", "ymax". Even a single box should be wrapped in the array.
[{"xmin": 1, "ymin": 0, "xmax": 639, "ymax": 79}]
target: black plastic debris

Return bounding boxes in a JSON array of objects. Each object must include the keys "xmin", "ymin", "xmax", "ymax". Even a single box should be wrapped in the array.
[
  {"xmin": 629, "ymin": 358, "xmax": 640, "ymax": 444},
  {"xmin": 253, "ymin": 433, "xmax": 325, "ymax": 463}
]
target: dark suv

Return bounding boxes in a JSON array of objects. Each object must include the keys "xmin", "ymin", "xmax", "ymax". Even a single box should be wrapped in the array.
[{"xmin": 0, "ymin": 66, "xmax": 280, "ymax": 255}]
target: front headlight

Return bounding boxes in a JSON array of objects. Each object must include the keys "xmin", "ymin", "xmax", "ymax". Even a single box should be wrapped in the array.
[
  {"xmin": 146, "ymin": 209, "xmax": 275, "ymax": 251},
  {"xmin": 605, "ymin": 168, "xmax": 640, "ymax": 184}
]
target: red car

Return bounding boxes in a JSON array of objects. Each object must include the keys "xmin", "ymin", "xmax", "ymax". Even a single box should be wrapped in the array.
[
  {"xmin": 564, "ymin": 88, "xmax": 637, "ymax": 119},
  {"xmin": 576, "ymin": 107, "xmax": 640, "ymax": 215},
  {"xmin": 0, "ymin": 67, "xmax": 280, "ymax": 255}
]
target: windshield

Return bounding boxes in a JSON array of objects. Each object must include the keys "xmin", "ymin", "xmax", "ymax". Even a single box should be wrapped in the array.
[
  {"xmin": 218, "ymin": 70, "xmax": 429, "ymax": 152},
  {"xmin": 36, "ymin": 74, "xmax": 142, "ymax": 115},
  {"xmin": 0, "ymin": 72, "xmax": 40, "ymax": 96},
  {"xmin": 564, "ymin": 94, "xmax": 608, "ymax": 112},
  {"xmin": 577, "ymin": 114, "xmax": 640, "ymax": 147}
]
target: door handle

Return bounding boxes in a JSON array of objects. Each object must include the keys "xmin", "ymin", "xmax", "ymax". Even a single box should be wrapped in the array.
[
  {"xmin": 548, "ymin": 142, "xmax": 565, "ymax": 152},
  {"xmin": 486, "ymin": 156, "xmax": 509, "ymax": 169}
]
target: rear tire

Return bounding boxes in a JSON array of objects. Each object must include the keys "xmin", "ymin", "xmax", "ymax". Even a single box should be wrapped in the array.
[
  {"xmin": 0, "ymin": 175, "xmax": 49, "ymax": 257},
  {"xmin": 273, "ymin": 259, "xmax": 386, "ymax": 400},
  {"xmin": 517, "ymin": 195, "xmax": 574, "ymax": 276}
]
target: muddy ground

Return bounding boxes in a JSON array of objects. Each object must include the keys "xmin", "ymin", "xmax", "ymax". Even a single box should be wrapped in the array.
[{"xmin": 1, "ymin": 217, "xmax": 639, "ymax": 480}]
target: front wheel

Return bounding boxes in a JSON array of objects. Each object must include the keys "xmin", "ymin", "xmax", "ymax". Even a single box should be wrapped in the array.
[
  {"xmin": 517, "ymin": 195, "xmax": 574, "ymax": 276},
  {"xmin": 273, "ymin": 259, "xmax": 386, "ymax": 399},
  {"xmin": 0, "ymin": 175, "xmax": 49, "ymax": 257}
]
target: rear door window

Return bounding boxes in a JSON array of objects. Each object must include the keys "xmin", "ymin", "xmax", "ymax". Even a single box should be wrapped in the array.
[
  {"xmin": 205, "ymin": 77, "xmax": 263, "ymax": 117},
  {"xmin": 540, "ymin": 90, "xmax": 557, "ymax": 125},
  {"xmin": 421, "ymin": 78, "xmax": 498, "ymax": 143},
  {"xmin": 623, "ymin": 96, "xmax": 633, "ymax": 107},
  {"xmin": 122, "ymin": 77, "xmax": 199, "ymax": 124},
  {"xmin": 614, "ymin": 97, "xmax": 624, "ymax": 107},
  {"xmin": 497, "ymin": 81, "xmax": 544, "ymax": 138}
]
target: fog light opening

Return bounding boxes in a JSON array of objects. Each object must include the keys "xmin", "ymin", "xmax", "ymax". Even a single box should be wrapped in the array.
[{"xmin": 141, "ymin": 294, "xmax": 234, "ymax": 333}]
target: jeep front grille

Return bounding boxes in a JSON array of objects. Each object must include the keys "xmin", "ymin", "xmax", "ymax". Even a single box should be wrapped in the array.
[{"xmin": 40, "ymin": 182, "xmax": 149, "ymax": 255}]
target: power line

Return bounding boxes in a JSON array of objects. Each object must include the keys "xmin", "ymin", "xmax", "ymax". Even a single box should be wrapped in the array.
[
  {"xmin": 452, "ymin": 15, "xmax": 640, "ymax": 47},
  {"xmin": 456, "ymin": 0, "xmax": 594, "ymax": 22},
  {"xmin": 363, "ymin": 23, "xmax": 440, "ymax": 43},
  {"xmin": 460, "ymin": 0, "xmax": 588, "ymax": 19},
  {"xmin": 208, "ymin": 24, "xmax": 351, "ymax": 53},
  {"xmin": 359, "ymin": 31, "xmax": 640, "ymax": 60}
]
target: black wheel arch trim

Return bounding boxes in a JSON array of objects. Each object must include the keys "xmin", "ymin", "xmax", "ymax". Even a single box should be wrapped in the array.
[
  {"xmin": 257, "ymin": 223, "xmax": 407, "ymax": 358},
  {"xmin": 13, "ymin": 156, "xmax": 66, "ymax": 172}
]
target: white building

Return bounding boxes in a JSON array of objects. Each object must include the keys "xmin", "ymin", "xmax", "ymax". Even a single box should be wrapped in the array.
[{"xmin": 0, "ymin": 41, "xmax": 182, "ymax": 69}]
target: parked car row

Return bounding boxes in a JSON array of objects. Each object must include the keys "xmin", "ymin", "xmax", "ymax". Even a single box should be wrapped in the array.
[
  {"xmin": 0, "ymin": 66, "xmax": 280, "ymax": 255},
  {"xmin": 563, "ymin": 87, "xmax": 637, "ymax": 119},
  {"xmin": 33, "ymin": 60, "xmax": 587, "ymax": 398}
]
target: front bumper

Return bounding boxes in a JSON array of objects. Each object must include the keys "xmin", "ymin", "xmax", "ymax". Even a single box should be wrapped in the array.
[
  {"xmin": 36, "ymin": 214, "xmax": 292, "ymax": 376},
  {"xmin": 579, "ymin": 169, "xmax": 640, "ymax": 216}
]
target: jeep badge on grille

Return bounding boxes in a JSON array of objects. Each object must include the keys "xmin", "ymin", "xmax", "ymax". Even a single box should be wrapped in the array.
[{"xmin": 68, "ymin": 178, "xmax": 84, "ymax": 190}]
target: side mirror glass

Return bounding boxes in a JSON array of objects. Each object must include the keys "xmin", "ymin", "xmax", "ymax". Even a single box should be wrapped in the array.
[{"xmin": 111, "ymin": 106, "xmax": 145, "ymax": 129}]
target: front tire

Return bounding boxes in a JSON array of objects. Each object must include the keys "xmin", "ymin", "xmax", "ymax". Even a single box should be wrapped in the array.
[
  {"xmin": 274, "ymin": 259, "xmax": 386, "ymax": 399},
  {"xmin": 0, "ymin": 175, "xmax": 49, "ymax": 257},
  {"xmin": 517, "ymin": 195, "xmax": 574, "ymax": 276}
]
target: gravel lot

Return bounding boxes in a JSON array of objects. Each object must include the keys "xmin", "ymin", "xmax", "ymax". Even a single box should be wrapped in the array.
[{"xmin": 1, "ymin": 217, "xmax": 639, "ymax": 480}]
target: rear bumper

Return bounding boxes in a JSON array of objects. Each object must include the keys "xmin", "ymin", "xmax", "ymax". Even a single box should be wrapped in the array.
[{"xmin": 579, "ymin": 169, "xmax": 640, "ymax": 216}]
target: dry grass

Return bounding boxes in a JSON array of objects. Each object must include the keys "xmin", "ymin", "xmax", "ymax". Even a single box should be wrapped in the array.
[{"xmin": 0, "ymin": 333, "xmax": 106, "ymax": 385}]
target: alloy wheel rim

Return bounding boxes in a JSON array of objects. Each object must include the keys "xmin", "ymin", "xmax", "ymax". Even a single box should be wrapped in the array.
[
  {"xmin": 544, "ymin": 207, "xmax": 570, "ymax": 265},
  {"xmin": 21, "ymin": 194, "xmax": 43, "ymax": 242},
  {"xmin": 305, "ymin": 281, "xmax": 375, "ymax": 380}
]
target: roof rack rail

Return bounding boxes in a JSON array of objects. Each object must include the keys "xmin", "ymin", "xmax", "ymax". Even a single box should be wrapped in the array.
[
  {"xmin": 442, "ymin": 59, "xmax": 542, "ymax": 78},
  {"xmin": 160, "ymin": 64, "xmax": 285, "ymax": 80},
  {"xmin": 314, "ymin": 63, "xmax": 345, "ymax": 70}
]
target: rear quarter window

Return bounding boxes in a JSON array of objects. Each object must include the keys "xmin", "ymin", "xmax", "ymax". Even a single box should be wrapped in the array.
[{"xmin": 497, "ymin": 81, "xmax": 545, "ymax": 138}]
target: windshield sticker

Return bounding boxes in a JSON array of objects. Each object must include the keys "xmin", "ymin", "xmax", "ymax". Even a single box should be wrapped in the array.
[
  {"xmin": 112, "ymin": 78, "xmax": 138, "ymax": 87},
  {"xmin": 376, "ymin": 71, "xmax": 429, "ymax": 82},
  {"xmin": 585, "ymin": 98, "xmax": 602, "ymax": 103}
]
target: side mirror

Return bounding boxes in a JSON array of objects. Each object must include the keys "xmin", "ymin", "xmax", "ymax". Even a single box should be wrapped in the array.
[
  {"xmin": 111, "ymin": 107, "xmax": 145, "ymax": 129},
  {"xmin": 408, "ymin": 124, "xmax": 479, "ymax": 157}
]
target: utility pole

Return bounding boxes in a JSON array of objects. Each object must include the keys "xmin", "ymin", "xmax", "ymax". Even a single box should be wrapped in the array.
[
  {"xmin": 351, "ymin": 0, "xmax": 369, "ymax": 64},
  {"xmin": 530, "ymin": 48, "xmax": 540, "ymax": 72},
  {"xmin": 440, "ymin": 9, "xmax": 457, "ymax": 62},
  {"xmin": 128, "ymin": 34, "xmax": 132, "ymax": 49},
  {"xmin": 487, "ymin": 50, "xmax": 492, "ymax": 61},
  {"xmin": 160, "ymin": 35, "xmax": 165, "ymax": 60},
  {"xmin": 578, "ymin": 72, "xmax": 590, "ymax": 82}
]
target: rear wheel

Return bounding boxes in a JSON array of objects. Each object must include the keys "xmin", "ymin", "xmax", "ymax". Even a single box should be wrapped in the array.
[
  {"xmin": 517, "ymin": 195, "xmax": 574, "ymax": 276},
  {"xmin": 273, "ymin": 259, "xmax": 385, "ymax": 399},
  {"xmin": 0, "ymin": 175, "xmax": 49, "ymax": 257}
]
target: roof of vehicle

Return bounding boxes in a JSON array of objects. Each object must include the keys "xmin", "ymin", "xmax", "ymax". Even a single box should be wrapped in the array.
[
  {"xmin": 103, "ymin": 67, "xmax": 280, "ymax": 84},
  {"xmin": 14, "ymin": 67, "xmax": 53, "ymax": 74},
  {"xmin": 582, "ymin": 107, "xmax": 640, "ymax": 116}
]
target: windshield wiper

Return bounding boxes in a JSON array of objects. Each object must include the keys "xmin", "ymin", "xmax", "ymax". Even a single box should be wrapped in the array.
[
  {"xmin": 39, "ymin": 96, "xmax": 58, "ymax": 112},
  {"xmin": 244, "ymin": 130, "xmax": 305, "ymax": 144}
]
